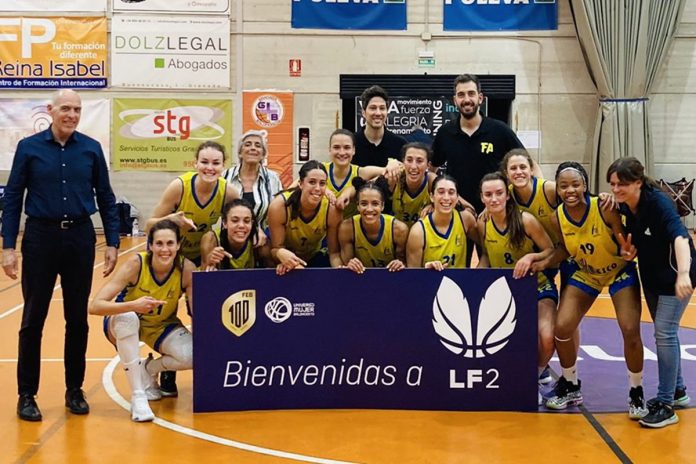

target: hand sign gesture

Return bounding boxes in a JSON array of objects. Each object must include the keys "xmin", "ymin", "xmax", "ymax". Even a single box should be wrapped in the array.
[{"xmin": 617, "ymin": 233, "xmax": 637, "ymax": 261}]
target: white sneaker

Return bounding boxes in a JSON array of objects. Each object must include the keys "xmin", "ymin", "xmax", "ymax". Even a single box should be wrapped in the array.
[
  {"xmin": 130, "ymin": 391, "xmax": 155, "ymax": 422},
  {"xmin": 142, "ymin": 355, "xmax": 162, "ymax": 401}
]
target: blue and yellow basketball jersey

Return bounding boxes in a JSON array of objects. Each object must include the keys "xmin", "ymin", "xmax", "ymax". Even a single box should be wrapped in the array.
[
  {"xmin": 282, "ymin": 190, "xmax": 329, "ymax": 262},
  {"xmin": 510, "ymin": 177, "xmax": 560, "ymax": 245},
  {"xmin": 213, "ymin": 228, "xmax": 255, "ymax": 269},
  {"xmin": 352, "ymin": 214, "xmax": 396, "ymax": 267},
  {"xmin": 392, "ymin": 176, "xmax": 430, "ymax": 227},
  {"xmin": 484, "ymin": 218, "xmax": 551, "ymax": 290},
  {"xmin": 557, "ymin": 195, "xmax": 626, "ymax": 288},
  {"xmin": 324, "ymin": 162, "xmax": 359, "ymax": 218},
  {"xmin": 419, "ymin": 212, "xmax": 468, "ymax": 268},
  {"xmin": 177, "ymin": 171, "xmax": 227, "ymax": 261},
  {"xmin": 116, "ymin": 252, "xmax": 184, "ymax": 351}
]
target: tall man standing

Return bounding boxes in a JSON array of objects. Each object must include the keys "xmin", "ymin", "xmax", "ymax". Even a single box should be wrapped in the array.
[
  {"xmin": 432, "ymin": 74, "xmax": 533, "ymax": 214},
  {"xmin": 353, "ymin": 85, "xmax": 407, "ymax": 167},
  {"xmin": 2, "ymin": 89, "xmax": 120, "ymax": 421}
]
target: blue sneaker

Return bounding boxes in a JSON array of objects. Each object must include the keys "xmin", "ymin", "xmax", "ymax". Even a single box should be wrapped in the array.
[{"xmin": 539, "ymin": 365, "xmax": 553, "ymax": 385}]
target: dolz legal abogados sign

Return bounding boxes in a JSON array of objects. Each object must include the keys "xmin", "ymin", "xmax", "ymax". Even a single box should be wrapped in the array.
[{"xmin": 192, "ymin": 269, "xmax": 537, "ymax": 413}]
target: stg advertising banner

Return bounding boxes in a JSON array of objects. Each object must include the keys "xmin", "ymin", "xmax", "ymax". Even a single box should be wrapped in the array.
[
  {"xmin": 193, "ymin": 269, "xmax": 537, "ymax": 413},
  {"xmin": 0, "ymin": 98, "xmax": 110, "ymax": 170},
  {"xmin": 0, "ymin": 17, "xmax": 107, "ymax": 89},
  {"xmin": 111, "ymin": 15, "xmax": 230, "ymax": 89},
  {"xmin": 0, "ymin": 1, "xmax": 107, "ymax": 12},
  {"xmin": 242, "ymin": 91, "xmax": 294, "ymax": 187},
  {"xmin": 355, "ymin": 96, "xmax": 462, "ymax": 144},
  {"xmin": 112, "ymin": 98, "xmax": 232, "ymax": 171},
  {"xmin": 444, "ymin": 0, "xmax": 558, "ymax": 31},
  {"xmin": 292, "ymin": 0, "xmax": 407, "ymax": 30},
  {"xmin": 113, "ymin": 0, "xmax": 230, "ymax": 14}
]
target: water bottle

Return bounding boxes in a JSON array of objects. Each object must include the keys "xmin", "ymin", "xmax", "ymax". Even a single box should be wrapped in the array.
[{"xmin": 132, "ymin": 218, "xmax": 139, "ymax": 237}]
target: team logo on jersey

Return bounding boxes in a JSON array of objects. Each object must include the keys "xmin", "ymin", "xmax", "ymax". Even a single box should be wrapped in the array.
[
  {"xmin": 591, "ymin": 224, "xmax": 599, "ymax": 236},
  {"xmin": 221, "ymin": 289, "xmax": 256, "ymax": 336},
  {"xmin": 432, "ymin": 276, "xmax": 516, "ymax": 358},
  {"xmin": 538, "ymin": 206, "xmax": 546, "ymax": 217},
  {"xmin": 264, "ymin": 297, "xmax": 293, "ymax": 323}
]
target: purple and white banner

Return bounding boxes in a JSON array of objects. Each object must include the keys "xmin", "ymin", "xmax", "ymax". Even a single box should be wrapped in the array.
[{"xmin": 192, "ymin": 269, "xmax": 538, "ymax": 413}]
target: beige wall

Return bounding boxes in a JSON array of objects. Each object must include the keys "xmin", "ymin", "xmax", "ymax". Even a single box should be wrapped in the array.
[{"xmin": 1, "ymin": 0, "xmax": 695, "ymax": 229}]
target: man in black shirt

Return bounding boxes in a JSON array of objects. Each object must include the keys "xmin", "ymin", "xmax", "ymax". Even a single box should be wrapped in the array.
[
  {"xmin": 353, "ymin": 85, "xmax": 406, "ymax": 167},
  {"xmin": 432, "ymin": 74, "xmax": 528, "ymax": 214}
]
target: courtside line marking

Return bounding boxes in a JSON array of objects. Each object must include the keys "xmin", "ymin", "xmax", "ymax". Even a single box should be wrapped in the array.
[
  {"xmin": 0, "ymin": 357, "xmax": 113, "ymax": 363},
  {"xmin": 102, "ymin": 356, "xmax": 358, "ymax": 464},
  {"xmin": 0, "ymin": 242, "xmax": 146, "ymax": 320}
]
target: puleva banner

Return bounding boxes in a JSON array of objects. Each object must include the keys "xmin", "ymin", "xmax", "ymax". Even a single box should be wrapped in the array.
[
  {"xmin": 444, "ymin": 0, "xmax": 558, "ymax": 31},
  {"xmin": 0, "ymin": 1, "xmax": 107, "ymax": 12},
  {"xmin": 291, "ymin": 0, "xmax": 407, "ymax": 30},
  {"xmin": 112, "ymin": 98, "xmax": 232, "ymax": 171},
  {"xmin": 0, "ymin": 17, "xmax": 107, "ymax": 89},
  {"xmin": 0, "ymin": 98, "xmax": 110, "ymax": 170},
  {"xmin": 193, "ymin": 269, "xmax": 537, "ymax": 413},
  {"xmin": 242, "ymin": 91, "xmax": 294, "ymax": 187},
  {"xmin": 113, "ymin": 0, "xmax": 230, "ymax": 14},
  {"xmin": 111, "ymin": 15, "xmax": 230, "ymax": 89}
]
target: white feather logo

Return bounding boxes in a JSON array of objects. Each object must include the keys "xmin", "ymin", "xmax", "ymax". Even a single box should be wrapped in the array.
[{"xmin": 432, "ymin": 276, "xmax": 516, "ymax": 358}]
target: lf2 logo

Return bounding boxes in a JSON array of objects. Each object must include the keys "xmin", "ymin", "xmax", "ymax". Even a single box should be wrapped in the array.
[
  {"xmin": 432, "ymin": 276, "xmax": 517, "ymax": 358},
  {"xmin": 265, "ymin": 297, "xmax": 293, "ymax": 324}
]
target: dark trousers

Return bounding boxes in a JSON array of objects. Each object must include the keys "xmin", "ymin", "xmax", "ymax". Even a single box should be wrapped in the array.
[{"xmin": 18, "ymin": 218, "xmax": 96, "ymax": 396}]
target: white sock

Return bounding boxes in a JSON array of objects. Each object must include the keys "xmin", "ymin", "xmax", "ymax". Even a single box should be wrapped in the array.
[
  {"xmin": 628, "ymin": 370, "xmax": 643, "ymax": 389},
  {"xmin": 561, "ymin": 365, "xmax": 578, "ymax": 385},
  {"xmin": 122, "ymin": 358, "xmax": 145, "ymax": 394}
]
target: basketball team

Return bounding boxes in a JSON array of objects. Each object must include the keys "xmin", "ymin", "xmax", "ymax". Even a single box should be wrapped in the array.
[{"xmin": 3, "ymin": 75, "xmax": 694, "ymax": 429}]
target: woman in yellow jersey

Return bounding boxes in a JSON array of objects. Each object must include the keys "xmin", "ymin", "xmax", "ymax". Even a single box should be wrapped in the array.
[
  {"xmin": 146, "ymin": 141, "xmax": 239, "ymax": 396},
  {"xmin": 476, "ymin": 172, "xmax": 556, "ymax": 405},
  {"xmin": 147, "ymin": 141, "xmax": 240, "ymax": 266},
  {"xmin": 200, "ymin": 199, "xmax": 272, "ymax": 271},
  {"xmin": 89, "ymin": 220, "xmax": 195, "ymax": 422},
  {"xmin": 323, "ymin": 128, "xmax": 400, "ymax": 218},
  {"xmin": 268, "ymin": 160, "xmax": 343, "ymax": 275},
  {"xmin": 533, "ymin": 162, "xmax": 646, "ymax": 418},
  {"xmin": 338, "ymin": 176, "xmax": 409, "ymax": 273},
  {"xmin": 388, "ymin": 142, "xmax": 438, "ymax": 227},
  {"xmin": 406, "ymin": 175, "xmax": 479, "ymax": 270}
]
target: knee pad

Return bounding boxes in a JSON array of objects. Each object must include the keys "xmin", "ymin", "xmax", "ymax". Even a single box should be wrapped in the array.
[
  {"xmin": 111, "ymin": 312, "xmax": 140, "ymax": 340},
  {"xmin": 161, "ymin": 327, "xmax": 193, "ymax": 370}
]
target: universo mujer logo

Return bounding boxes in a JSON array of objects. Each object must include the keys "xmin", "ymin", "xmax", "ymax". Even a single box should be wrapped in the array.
[{"xmin": 432, "ymin": 276, "xmax": 517, "ymax": 358}]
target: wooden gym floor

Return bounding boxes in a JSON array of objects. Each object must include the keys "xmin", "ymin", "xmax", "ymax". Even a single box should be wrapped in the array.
[{"xmin": 1, "ymin": 236, "xmax": 695, "ymax": 464}]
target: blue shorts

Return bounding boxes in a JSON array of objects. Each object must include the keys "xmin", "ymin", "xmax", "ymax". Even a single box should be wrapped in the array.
[{"xmin": 567, "ymin": 261, "xmax": 639, "ymax": 297}]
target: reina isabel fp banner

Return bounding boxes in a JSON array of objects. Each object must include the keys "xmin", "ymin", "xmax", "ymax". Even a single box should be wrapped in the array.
[
  {"xmin": 111, "ymin": 15, "xmax": 230, "ymax": 89},
  {"xmin": 444, "ymin": 0, "xmax": 558, "ymax": 31},
  {"xmin": 0, "ymin": 17, "xmax": 107, "ymax": 89},
  {"xmin": 192, "ymin": 269, "xmax": 537, "ymax": 413},
  {"xmin": 291, "ymin": 0, "xmax": 407, "ymax": 30}
]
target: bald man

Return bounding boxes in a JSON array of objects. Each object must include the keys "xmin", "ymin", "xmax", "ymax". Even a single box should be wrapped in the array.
[{"xmin": 2, "ymin": 89, "xmax": 120, "ymax": 421}]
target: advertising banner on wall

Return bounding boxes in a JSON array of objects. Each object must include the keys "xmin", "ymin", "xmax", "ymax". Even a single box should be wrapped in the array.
[
  {"xmin": 0, "ymin": 17, "xmax": 107, "ymax": 89},
  {"xmin": 0, "ymin": 1, "xmax": 107, "ymax": 12},
  {"xmin": 0, "ymin": 98, "xmax": 110, "ymax": 170},
  {"xmin": 242, "ymin": 91, "xmax": 294, "ymax": 187},
  {"xmin": 444, "ymin": 0, "xmax": 557, "ymax": 31},
  {"xmin": 111, "ymin": 15, "xmax": 230, "ymax": 89},
  {"xmin": 113, "ymin": 0, "xmax": 230, "ymax": 14},
  {"xmin": 192, "ymin": 268, "xmax": 537, "ymax": 412},
  {"xmin": 112, "ymin": 98, "xmax": 233, "ymax": 171},
  {"xmin": 291, "ymin": 0, "xmax": 407, "ymax": 30},
  {"xmin": 355, "ymin": 96, "xmax": 463, "ymax": 145}
]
